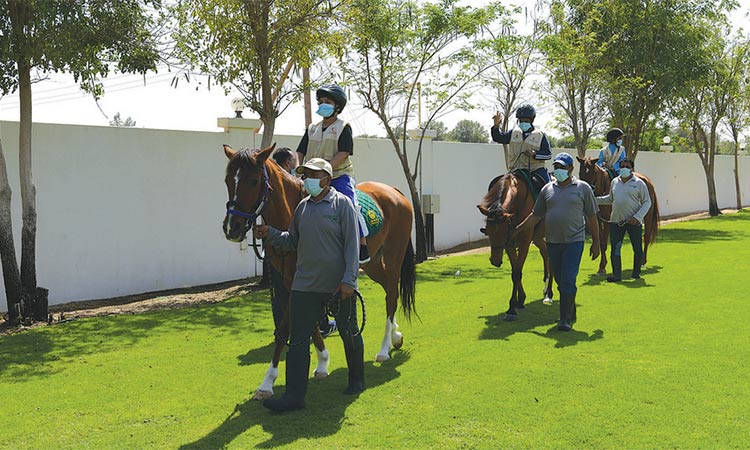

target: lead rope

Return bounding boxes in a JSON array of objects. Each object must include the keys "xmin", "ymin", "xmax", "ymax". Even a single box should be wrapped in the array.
[{"xmin": 273, "ymin": 289, "xmax": 366, "ymax": 347}]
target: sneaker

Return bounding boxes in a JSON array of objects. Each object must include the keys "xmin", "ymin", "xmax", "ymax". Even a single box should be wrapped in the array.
[
  {"xmin": 542, "ymin": 298, "xmax": 553, "ymax": 305},
  {"xmin": 359, "ymin": 245, "xmax": 371, "ymax": 265},
  {"xmin": 320, "ymin": 319, "xmax": 337, "ymax": 338}
]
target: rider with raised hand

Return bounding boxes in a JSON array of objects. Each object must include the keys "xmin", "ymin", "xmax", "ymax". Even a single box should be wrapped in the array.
[
  {"xmin": 296, "ymin": 84, "xmax": 370, "ymax": 265},
  {"xmin": 597, "ymin": 128, "xmax": 627, "ymax": 173},
  {"xmin": 595, "ymin": 158, "xmax": 651, "ymax": 282},
  {"xmin": 490, "ymin": 104, "xmax": 551, "ymax": 184},
  {"xmin": 253, "ymin": 158, "xmax": 364, "ymax": 412}
]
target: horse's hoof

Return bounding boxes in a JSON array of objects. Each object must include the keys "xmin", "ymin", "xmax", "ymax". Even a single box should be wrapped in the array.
[
  {"xmin": 503, "ymin": 313, "xmax": 518, "ymax": 322},
  {"xmin": 252, "ymin": 390, "xmax": 273, "ymax": 401},
  {"xmin": 542, "ymin": 298, "xmax": 553, "ymax": 305},
  {"xmin": 375, "ymin": 353, "xmax": 391, "ymax": 362},
  {"xmin": 393, "ymin": 333, "xmax": 404, "ymax": 350},
  {"xmin": 313, "ymin": 370, "xmax": 329, "ymax": 380}
]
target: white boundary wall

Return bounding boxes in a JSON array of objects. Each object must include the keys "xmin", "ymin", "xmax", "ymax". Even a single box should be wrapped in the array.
[{"xmin": 1, "ymin": 120, "xmax": 748, "ymax": 307}]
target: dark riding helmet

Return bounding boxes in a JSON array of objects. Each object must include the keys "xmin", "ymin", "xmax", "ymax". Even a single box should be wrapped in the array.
[
  {"xmin": 316, "ymin": 84, "xmax": 347, "ymax": 113},
  {"xmin": 515, "ymin": 104, "xmax": 536, "ymax": 120},
  {"xmin": 606, "ymin": 128, "xmax": 625, "ymax": 144}
]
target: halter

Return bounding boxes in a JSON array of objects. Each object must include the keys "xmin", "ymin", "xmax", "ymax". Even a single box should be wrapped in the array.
[{"xmin": 225, "ymin": 163, "xmax": 272, "ymax": 234}]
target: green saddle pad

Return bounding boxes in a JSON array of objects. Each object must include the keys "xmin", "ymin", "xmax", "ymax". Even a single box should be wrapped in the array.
[{"xmin": 355, "ymin": 189, "xmax": 384, "ymax": 236}]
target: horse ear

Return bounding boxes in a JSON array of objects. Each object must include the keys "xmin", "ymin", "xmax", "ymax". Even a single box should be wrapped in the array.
[
  {"xmin": 477, "ymin": 205, "xmax": 491, "ymax": 217},
  {"xmin": 592, "ymin": 157, "xmax": 600, "ymax": 164},
  {"xmin": 576, "ymin": 156, "xmax": 585, "ymax": 163},
  {"xmin": 223, "ymin": 144, "xmax": 236, "ymax": 160},
  {"xmin": 256, "ymin": 143, "xmax": 276, "ymax": 164}
]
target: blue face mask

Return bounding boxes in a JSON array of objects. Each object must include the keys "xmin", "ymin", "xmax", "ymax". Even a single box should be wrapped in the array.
[
  {"xmin": 316, "ymin": 103, "xmax": 336, "ymax": 118},
  {"xmin": 619, "ymin": 168, "xmax": 632, "ymax": 178},
  {"xmin": 519, "ymin": 122, "xmax": 533, "ymax": 132},
  {"xmin": 304, "ymin": 177, "xmax": 324, "ymax": 196},
  {"xmin": 616, "ymin": 139, "xmax": 623, "ymax": 147},
  {"xmin": 554, "ymin": 168, "xmax": 570, "ymax": 182}
]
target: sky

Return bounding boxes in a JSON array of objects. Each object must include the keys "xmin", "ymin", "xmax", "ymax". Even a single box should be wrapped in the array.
[{"xmin": 1, "ymin": 0, "xmax": 750, "ymax": 139}]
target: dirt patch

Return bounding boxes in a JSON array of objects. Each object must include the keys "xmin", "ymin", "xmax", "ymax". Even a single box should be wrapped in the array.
[{"xmin": 1, "ymin": 208, "xmax": 743, "ymax": 334}]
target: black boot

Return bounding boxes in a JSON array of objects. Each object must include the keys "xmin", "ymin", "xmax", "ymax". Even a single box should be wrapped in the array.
[
  {"xmin": 631, "ymin": 254, "xmax": 642, "ymax": 279},
  {"xmin": 607, "ymin": 254, "xmax": 622, "ymax": 282},
  {"xmin": 343, "ymin": 340, "xmax": 366, "ymax": 395},
  {"xmin": 558, "ymin": 293, "xmax": 573, "ymax": 331},
  {"xmin": 263, "ymin": 347, "xmax": 309, "ymax": 412}
]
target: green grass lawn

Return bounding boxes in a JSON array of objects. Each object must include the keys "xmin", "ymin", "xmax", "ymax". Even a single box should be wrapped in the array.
[{"xmin": 2, "ymin": 210, "xmax": 749, "ymax": 449}]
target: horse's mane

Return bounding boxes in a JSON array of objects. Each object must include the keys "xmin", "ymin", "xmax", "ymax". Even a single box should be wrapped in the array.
[
  {"xmin": 481, "ymin": 174, "xmax": 512, "ymax": 211},
  {"xmin": 226, "ymin": 148, "xmax": 260, "ymax": 175}
]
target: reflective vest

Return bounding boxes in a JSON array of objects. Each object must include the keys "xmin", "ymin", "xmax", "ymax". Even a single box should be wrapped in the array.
[
  {"xmin": 507, "ymin": 128, "xmax": 546, "ymax": 172},
  {"xmin": 600, "ymin": 143, "xmax": 625, "ymax": 169},
  {"xmin": 305, "ymin": 118, "xmax": 354, "ymax": 178}
]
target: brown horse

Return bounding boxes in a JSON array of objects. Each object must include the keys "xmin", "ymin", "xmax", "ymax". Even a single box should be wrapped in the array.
[
  {"xmin": 477, "ymin": 173, "xmax": 554, "ymax": 321},
  {"xmin": 576, "ymin": 156, "xmax": 660, "ymax": 275},
  {"xmin": 222, "ymin": 144, "xmax": 416, "ymax": 400}
]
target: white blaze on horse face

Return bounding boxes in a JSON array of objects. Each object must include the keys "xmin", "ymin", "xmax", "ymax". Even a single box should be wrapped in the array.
[{"xmin": 232, "ymin": 167, "xmax": 241, "ymax": 202}]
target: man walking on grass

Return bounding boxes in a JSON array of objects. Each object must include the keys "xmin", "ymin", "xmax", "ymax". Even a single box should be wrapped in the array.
[{"xmin": 515, "ymin": 152, "xmax": 600, "ymax": 331}]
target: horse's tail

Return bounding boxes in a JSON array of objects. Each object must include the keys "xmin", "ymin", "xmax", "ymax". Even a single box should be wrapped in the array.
[
  {"xmin": 399, "ymin": 238, "xmax": 417, "ymax": 322},
  {"xmin": 645, "ymin": 184, "xmax": 660, "ymax": 248}
]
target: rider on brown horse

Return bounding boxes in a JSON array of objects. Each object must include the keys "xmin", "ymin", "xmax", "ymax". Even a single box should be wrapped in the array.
[
  {"xmin": 491, "ymin": 104, "xmax": 552, "ymax": 192},
  {"xmin": 597, "ymin": 128, "xmax": 627, "ymax": 179}
]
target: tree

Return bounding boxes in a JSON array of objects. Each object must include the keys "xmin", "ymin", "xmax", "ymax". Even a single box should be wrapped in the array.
[
  {"xmin": 580, "ymin": 0, "xmax": 731, "ymax": 160},
  {"xmin": 673, "ymin": 27, "xmax": 743, "ymax": 216},
  {"xmin": 481, "ymin": 2, "xmax": 542, "ymax": 164},
  {"xmin": 171, "ymin": 0, "xmax": 339, "ymax": 148},
  {"xmin": 342, "ymin": 0, "xmax": 509, "ymax": 261},
  {"xmin": 0, "ymin": 0, "xmax": 159, "ymax": 324},
  {"xmin": 539, "ymin": 0, "xmax": 607, "ymax": 157},
  {"xmin": 448, "ymin": 119, "xmax": 488, "ymax": 143},
  {"xmin": 109, "ymin": 112, "xmax": 137, "ymax": 127},
  {"xmin": 724, "ymin": 39, "xmax": 750, "ymax": 210}
]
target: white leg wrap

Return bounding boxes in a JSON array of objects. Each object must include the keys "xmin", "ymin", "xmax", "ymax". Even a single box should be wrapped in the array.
[
  {"xmin": 313, "ymin": 348, "xmax": 330, "ymax": 379},
  {"xmin": 376, "ymin": 318, "xmax": 394, "ymax": 362},
  {"xmin": 253, "ymin": 362, "xmax": 278, "ymax": 400}
]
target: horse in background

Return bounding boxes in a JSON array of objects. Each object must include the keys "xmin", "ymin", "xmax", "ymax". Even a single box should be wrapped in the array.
[
  {"xmin": 478, "ymin": 173, "xmax": 554, "ymax": 321},
  {"xmin": 222, "ymin": 144, "xmax": 416, "ymax": 399},
  {"xmin": 577, "ymin": 156, "xmax": 660, "ymax": 275}
]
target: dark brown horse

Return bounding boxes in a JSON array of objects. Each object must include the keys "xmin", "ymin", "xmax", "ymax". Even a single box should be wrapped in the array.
[
  {"xmin": 223, "ymin": 144, "xmax": 416, "ymax": 399},
  {"xmin": 478, "ymin": 173, "xmax": 554, "ymax": 321},
  {"xmin": 577, "ymin": 156, "xmax": 660, "ymax": 275}
]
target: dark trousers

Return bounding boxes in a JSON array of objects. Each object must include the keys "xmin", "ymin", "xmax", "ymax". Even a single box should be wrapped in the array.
[
  {"xmin": 548, "ymin": 241, "xmax": 584, "ymax": 326},
  {"xmin": 547, "ymin": 241, "xmax": 584, "ymax": 296},
  {"xmin": 284, "ymin": 290, "xmax": 364, "ymax": 400},
  {"xmin": 609, "ymin": 222, "xmax": 643, "ymax": 277}
]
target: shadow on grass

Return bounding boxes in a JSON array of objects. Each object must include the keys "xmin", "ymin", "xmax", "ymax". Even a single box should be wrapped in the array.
[
  {"xmin": 0, "ymin": 290, "xmax": 275, "ymax": 381},
  {"xmin": 581, "ymin": 265, "xmax": 662, "ymax": 287},
  {"xmin": 479, "ymin": 299, "xmax": 604, "ymax": 348},
  {"xmin": 658, "ymin": 227, "xmax": 747, "ymax": 243},
  {"xmin": 179, "ymin": 351, "xmax": 410, "ymax": 449},
  {"xmin": 237, "ymin": 341, "xmax": 281, "ymax": 366}
]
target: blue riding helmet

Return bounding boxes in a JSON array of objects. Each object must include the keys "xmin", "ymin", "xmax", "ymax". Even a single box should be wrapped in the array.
[{"xmin": 515, "ymin": 104, "xmax": 536, "ymax": 120}]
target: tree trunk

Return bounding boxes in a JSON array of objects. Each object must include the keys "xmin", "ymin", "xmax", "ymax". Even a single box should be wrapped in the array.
[
  {"xmin": 18, "ymin": 60, "xmax": 38, "ymax": 293},
  {"xmin": 0, "ymin": 138, "xmax": 24, "ymax": 324},
  {"xmin": 734, "ymin": 141, "xmax": 742, "ymax": 210},
  {"xmin": 699, "ymin": 145, "xmax": 721, "ymax": 217}
]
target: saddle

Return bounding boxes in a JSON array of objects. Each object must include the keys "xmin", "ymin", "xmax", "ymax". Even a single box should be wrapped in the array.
[
  {"xmin": 511, "ymin": 169, "xmax": 546, "ymax": 202},
  {"xmin": 355, "ymin": 189, "xmax": 384, "ymax": 237}
]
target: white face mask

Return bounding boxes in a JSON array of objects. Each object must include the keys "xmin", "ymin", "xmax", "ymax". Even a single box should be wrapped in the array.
[
  {"xmin": 619, "ymin": 167, "xmax": 632, "ymax": 178},
  {"xmin": 616, "ymin": 139, "xmax": 623, "ymax": 147},
  {"xmin": 304, "ymin": 177, "xmax": 325, "ymax": 196},
  {"xmin": 554, "ymin": 168, "xmax": 570, "ymax": 182}
]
